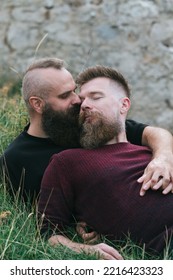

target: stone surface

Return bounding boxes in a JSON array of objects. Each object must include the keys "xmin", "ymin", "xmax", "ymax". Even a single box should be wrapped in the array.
[{"xmin": 0, "ymin": 0, "xmax": 173, "ymax": 132}]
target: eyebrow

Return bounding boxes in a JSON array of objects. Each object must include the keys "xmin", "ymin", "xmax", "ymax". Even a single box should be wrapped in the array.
[
  {"xmin": 89, "ymin": 91, "xmax": 104, "ymax": 95},
  {"xmin": 79, "ymin": 91, "xmax": 104, "ymax": 97},
  {"xmin": 60, "ymin": 85, "xmax": 78, "ymax": 96}
]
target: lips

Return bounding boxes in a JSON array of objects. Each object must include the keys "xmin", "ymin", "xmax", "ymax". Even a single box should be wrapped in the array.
[
  {"xmin": 79, "ymin": 111, "xmax": 92, "ymax": 125},
  {"xmin": 82, "ymin": 112, "xmax": 93, "ymax": 122},
  {"xmin": 84, "ymin": 114, "xmax": 91, "ymax": 121}
]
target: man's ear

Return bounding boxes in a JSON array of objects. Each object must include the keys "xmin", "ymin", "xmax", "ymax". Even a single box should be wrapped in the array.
[
  {"xmin": 29, "ymin": 96, "xmax": 45, "ymax": 114},
  {"xmin": 120, "ymin": 97, "xmax": 131, "ymax": 114}
]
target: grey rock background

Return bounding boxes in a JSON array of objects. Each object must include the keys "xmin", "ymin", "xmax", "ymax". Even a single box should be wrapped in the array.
[{"xmin": 0, "ymin": 0, "xmax": 173, "ymax": 132}]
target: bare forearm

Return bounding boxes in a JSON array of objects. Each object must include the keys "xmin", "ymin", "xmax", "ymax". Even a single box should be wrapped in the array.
[
  {"xmin": 48, "ymin": 234, "xmax": 123, "ymax": 260},
  {"xmin": 142, "ymin": 126, "xmax": 173, "ymax": 156},
  {"xmin": 139, "ymin": 126, "xmax": 173, "ymax": 195},
  {"xmin": 49, "ymin": 234, "xmax": 90, "ymax": 253}
]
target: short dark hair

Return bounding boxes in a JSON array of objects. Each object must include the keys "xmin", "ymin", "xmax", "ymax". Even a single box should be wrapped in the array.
[{"xmin": 76, "ymin": 65, "xmax": 130, "ymax": 98}]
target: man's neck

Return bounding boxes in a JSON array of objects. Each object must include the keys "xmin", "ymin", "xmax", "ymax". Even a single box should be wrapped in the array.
[
  {"xmin": 27, "ymin": 122, "xmax": 48, "ymax": 138},
  {"xmin": 106, "ymin": 132, "xmax": 128, "ymax": 145}
]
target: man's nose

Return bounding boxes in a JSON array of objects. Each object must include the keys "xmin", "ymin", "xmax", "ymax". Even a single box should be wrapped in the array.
[
  {"xmin": 72, "ymin": 93, "xmax": 81, "ymax": 105},
  {"xmin": 80, "ymin": 98, "xmax": 91, "ymax": 110}
]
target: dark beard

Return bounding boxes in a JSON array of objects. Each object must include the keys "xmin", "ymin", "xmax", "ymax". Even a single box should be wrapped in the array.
[
  {"xmin": 79, "ymin": 111, "xmax": 122, "ymax": 149},
  {"xmin": 42, "ymin": 104, "xmax": 80, "ymax": 148}
]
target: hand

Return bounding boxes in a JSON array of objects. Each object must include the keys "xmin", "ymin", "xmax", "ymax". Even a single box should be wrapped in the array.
[
  {"xmin": 138, "ymin": 156, "xmax": 173, "ymax": 196},
  {"xmin": 88, "ymin": 243, "xmax": 124, "ymax": 260},
  {"xmin": 76, "ymin": 221, "xmax": 100, "ymax": 244},
  {"xmin": 49, "ymin": 235, "xmax": 123, "ymax": 260}
]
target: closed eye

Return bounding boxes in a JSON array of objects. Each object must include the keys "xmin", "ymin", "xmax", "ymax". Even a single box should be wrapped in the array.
[
  {"xmin": 89, "ymin": 91, "xmax": 104, "ymax": 100},
  {"xmin": 92, "ymin": 95, "xmax": 103, "ymax": 100},
  {"xmin": 59, "ymin": 92, "xmax": 71, "ymax": 99},
  {"xmin": 79, "ymin": 91, "xmax": 104, "ymax": 101},
  {"xmin": 59, "ymin": 86, "xmax": 78, "ymax": 99}
]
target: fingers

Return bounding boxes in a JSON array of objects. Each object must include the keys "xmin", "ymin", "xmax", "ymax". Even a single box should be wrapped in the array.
[
  {"xmin": 162, "ymin": 175, "xmax": 172, "ymax": 189},
  {"xmin": 95, "ymin": 243, "xmax": 123, "ymax": 260},
  {"xmin": 86, "ymin": 235, "xmax": 100, "ymax": 245},
  {"xmin": 143, "ymin": 172, "xmax": 169, "ymax": 190},
  {"xmin": 102, "ymin": 246, "xmax": 123, "ymax": 260},
  {"xmin": 138, "ymin": 172, "xmax": 157, "ymax": 196},
  {"xmin": 140, "ymin": 178, "xmax": 164, "ymax": 196},
  {"xmin": 162, "ymin": 183, "xmax": 173, "ymax": 195},
  {"xmin": 76, "ymin": 222, "xmax": 100, "ymax": 244},
  {"xmin": 139, "ymin": 180, "xmax": 151, "ymax": 196},
  {"xmin": 76, "ymin": 222, "xmax": 87, "ymax": 236},
  {"xmin": 82, "ymin": 231, "xmax": 100, "ymax": 244},
  {"xmin": 138, "ymin": 162, "xmax": 173, "ymax": 196}
]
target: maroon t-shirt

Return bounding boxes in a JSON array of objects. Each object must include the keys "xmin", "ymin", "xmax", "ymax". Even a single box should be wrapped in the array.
[{"xmin": 39, "ymin": 143, "xmax": 173, "ymax": 254}]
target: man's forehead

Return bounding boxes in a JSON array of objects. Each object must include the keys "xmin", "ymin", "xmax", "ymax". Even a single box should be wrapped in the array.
[
  {"xmin": 79, "ymin": 77, "xmax": 114, "ymax": 95},
  {"xmin": 81, "ymin": 77, "xmax": 107, "ymax": 87},
  {"xmin": 79, "ymin": 77, "xmax": 126, "ymax": 99}
]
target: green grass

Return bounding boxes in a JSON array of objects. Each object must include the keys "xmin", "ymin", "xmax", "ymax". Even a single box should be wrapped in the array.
[
  {"xmin": 0, "ymin": 183, "xmax": 162, "ymax": 260},
  {"xmin": 0, "ymin": 94, "xmax": 28, "ymax": 153},
  {"xmin": 0, "ymin": 185, "xmax": 98, "ymax": 260},
  {"xmin": 0, "ymin": 87, "xmax": 172, "ymax": 260}
]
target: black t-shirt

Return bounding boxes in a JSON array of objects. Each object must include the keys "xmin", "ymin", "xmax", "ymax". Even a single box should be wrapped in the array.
[
  {"xmin": 126, "ymin": 119, "xmax": 147, "ymax": 145},
  {"xmin": 0, "ymin": 120, "xmax": 147, "ymax": 202}
]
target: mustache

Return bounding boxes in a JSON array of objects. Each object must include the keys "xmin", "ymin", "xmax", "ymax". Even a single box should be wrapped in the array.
[
  {"xmin": 69, "ymin": 104, "xmax": 81, "ymax": 116},
  {"xmin": 63, "ymin": 104, "xmax": 81, "ymax": 120},
  {"xmin": 79, "ymin": 111, "xmax": 94, "ymax": 126}
]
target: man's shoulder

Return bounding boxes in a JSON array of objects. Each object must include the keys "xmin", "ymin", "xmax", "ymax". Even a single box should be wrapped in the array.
[
  {"xmin": 125, "ymin": 142, "xmax": 152, "ymax": 159},
  {"xmin": 0, "ymin": 131, "xmax": 25, "ymax": 166},
  {"xmin": 2, "ymin": 131, "xmax": 26, "ymax": 154},
  {"xmin": 125, "ymin": 119, "xmax": 148, "ymax": 146},
  {"xmin": 125, "ymin": 119, "xmax": 148, "ymax": 129},
  {"xmin": 53, "ymin": 148, "xmax": 84, "ymax": 159}
]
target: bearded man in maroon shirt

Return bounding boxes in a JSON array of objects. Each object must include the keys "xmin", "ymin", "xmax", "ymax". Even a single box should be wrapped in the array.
[{"xmin": 38, "ymin": 65, "xmax": 173, "ymax": 260}]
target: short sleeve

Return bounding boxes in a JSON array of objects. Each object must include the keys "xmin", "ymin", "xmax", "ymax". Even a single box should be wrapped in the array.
[{"xmin": 125, "ymin": 119, "xmax": 148, "ymax": 145}]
